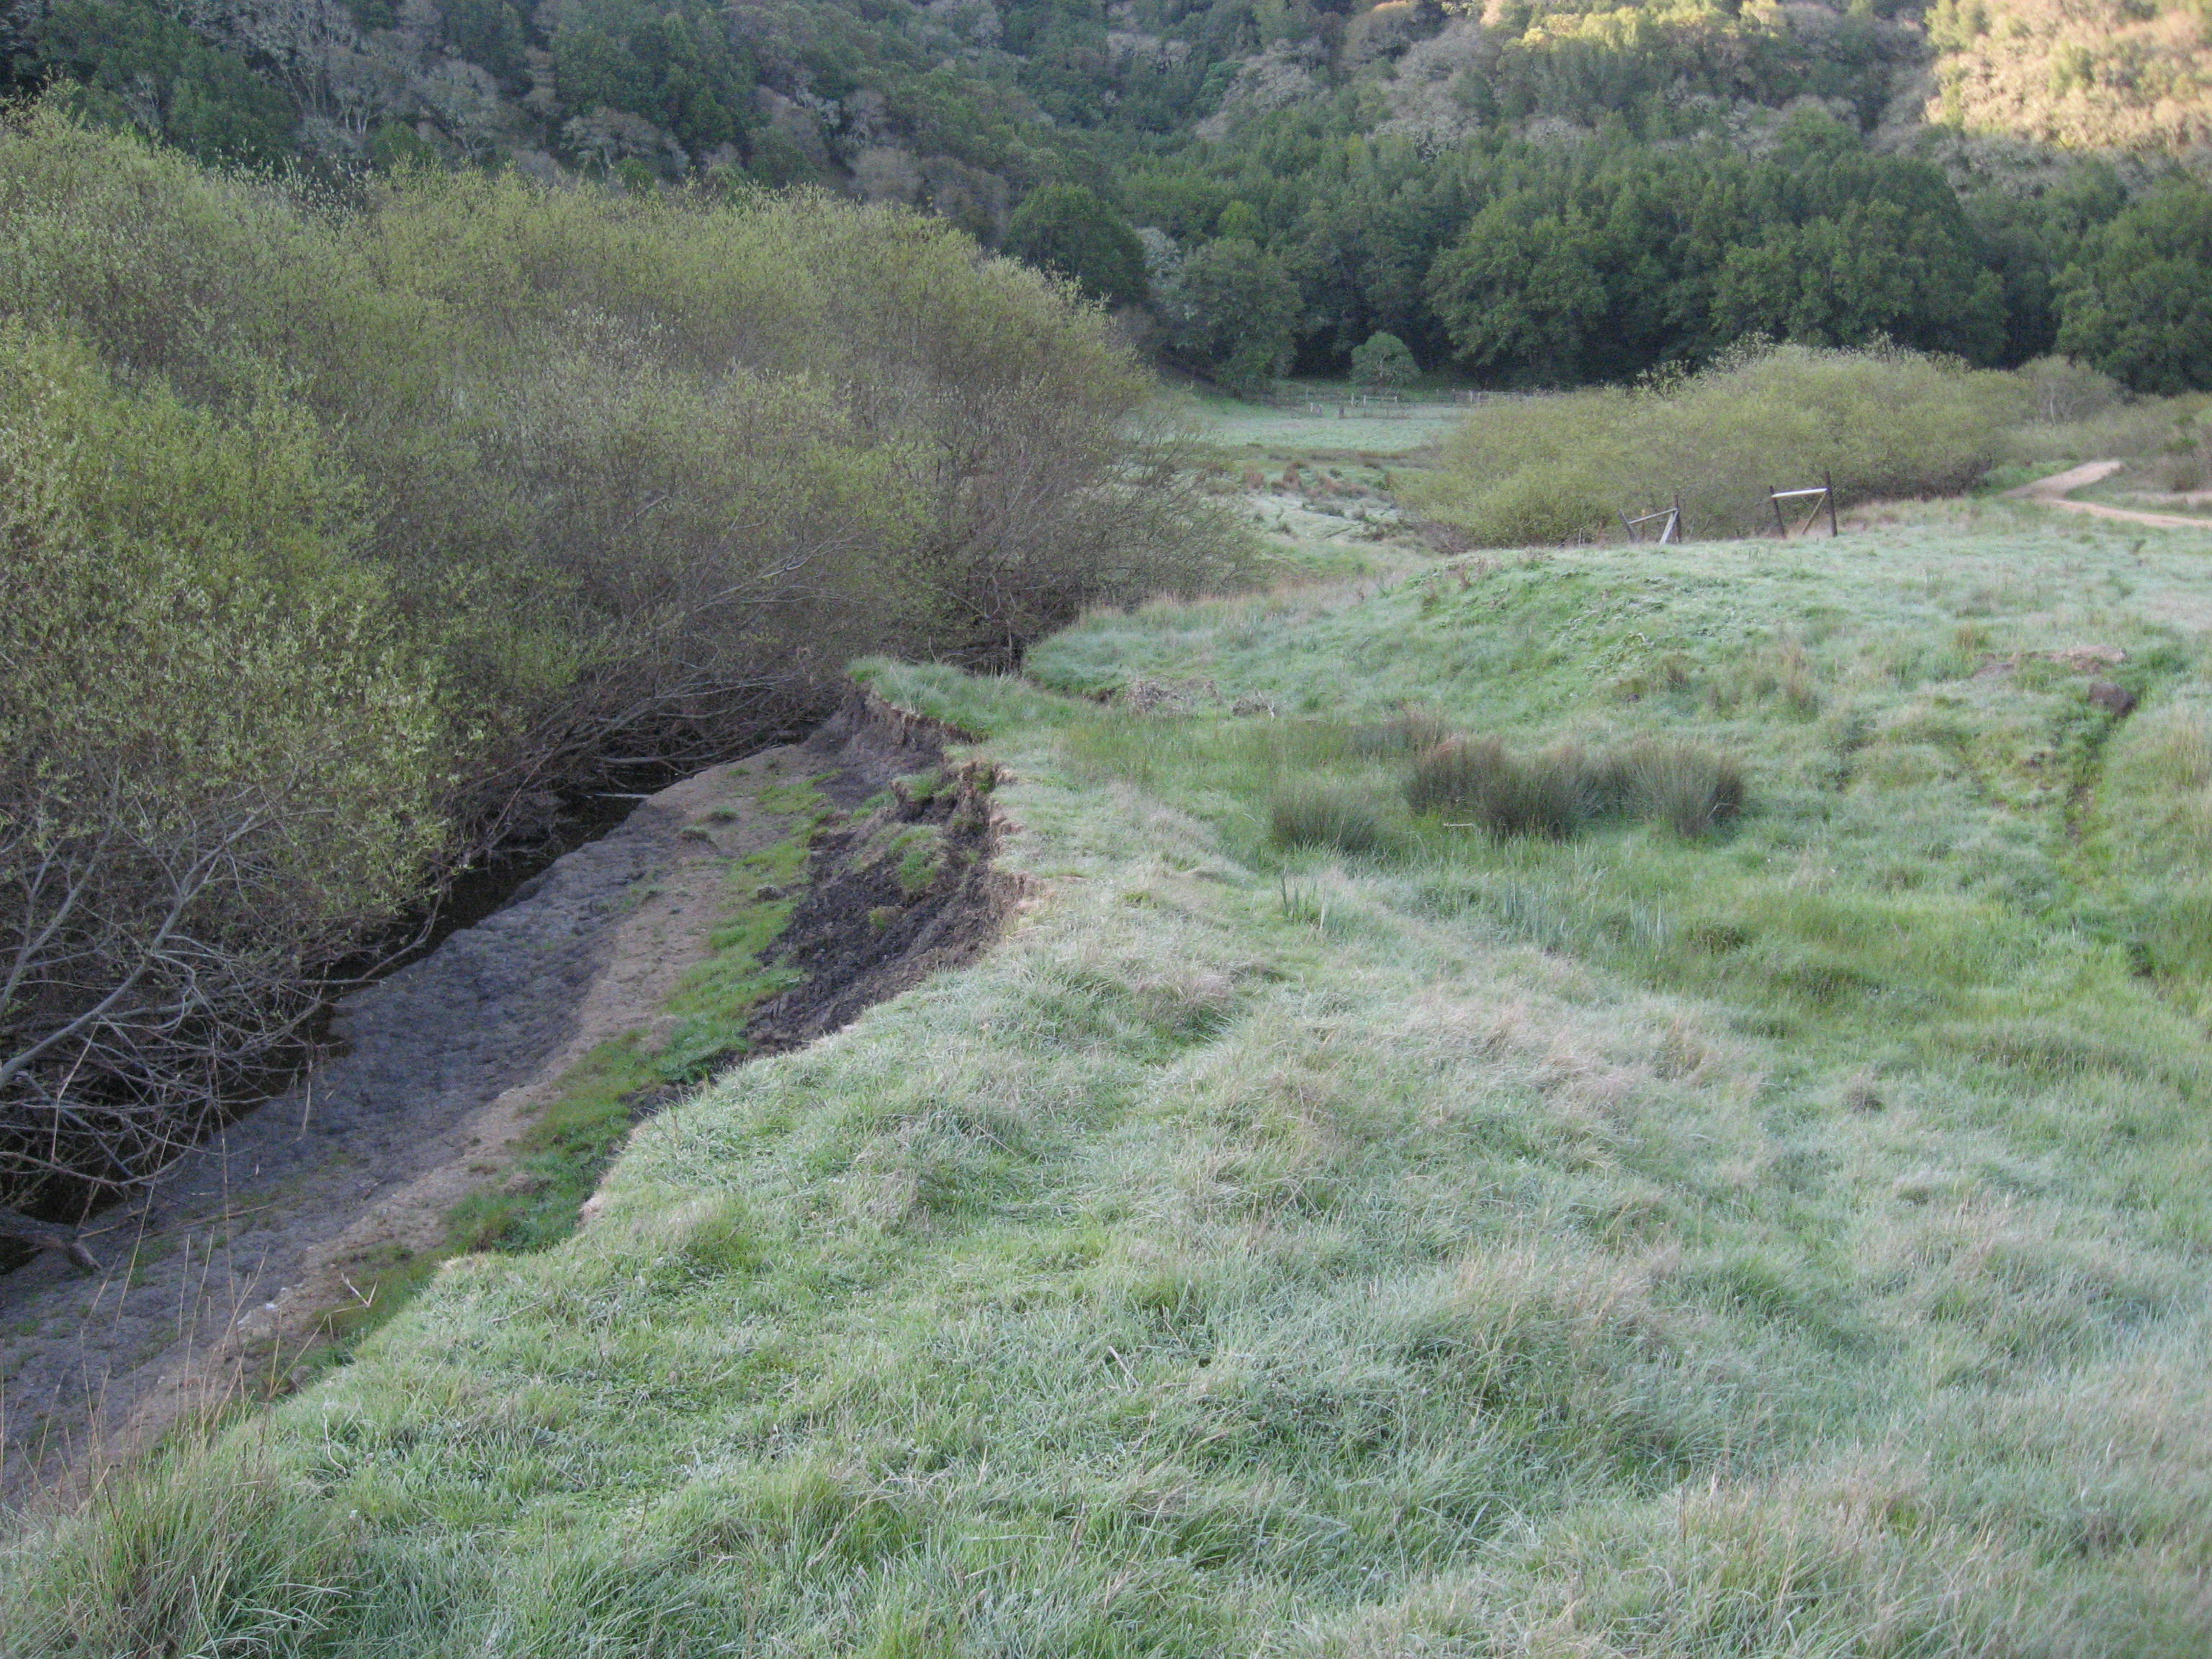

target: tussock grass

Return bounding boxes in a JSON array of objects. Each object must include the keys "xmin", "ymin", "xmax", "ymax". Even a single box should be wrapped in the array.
[
  {"xmin": 1408, "ymin": 735, "xmax": 1743, "ymax": 839},
  {"xmin": 1268, "ymin": 783, "xmax": 1390, "ymax": 856},
  {"xmin": 1625, "ymin": 740, "xmax": 1748, "ymax": 837},
  {"xmin": 1348, "ymin": 708, "xmax": 1452, "ymax": 757},
  {"xmin": 1409, "ymin": 736, "xmax": 1585, "ymax": 838}
]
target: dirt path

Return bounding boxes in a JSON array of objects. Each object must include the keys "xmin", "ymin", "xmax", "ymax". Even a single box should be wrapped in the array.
[
  {"xmin": 0, "ymin": 739, "xmax": 851, "ymax": 1504},
  {"xmin": 2004, "ymin": 461, "xmax": 2212, "ymax": 531}
]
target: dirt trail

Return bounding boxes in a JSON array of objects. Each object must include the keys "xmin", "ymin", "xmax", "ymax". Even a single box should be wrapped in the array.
[
  {"xmin": 2004, "ymin": 461, "xmax": 2212, "ymax": 531},
  {"xmin": 0, "ymin": 698, "xmax": 968, "ymax": 1506}
]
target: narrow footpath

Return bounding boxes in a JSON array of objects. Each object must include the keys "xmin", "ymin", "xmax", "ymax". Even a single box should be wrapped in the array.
[{"xmin": 2004, "ymin": 459, "xmax": 2212, "ymax": 531}]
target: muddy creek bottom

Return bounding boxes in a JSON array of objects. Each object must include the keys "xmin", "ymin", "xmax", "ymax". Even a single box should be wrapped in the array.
[{"xmin": 0, "ymin": 693, "xmax": 986, "ymax": 1507}]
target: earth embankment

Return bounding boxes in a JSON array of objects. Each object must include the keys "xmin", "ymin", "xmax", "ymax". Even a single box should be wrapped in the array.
[{"xmin": 0, "ymin": 690, "xmax": 1002, "ymax": 1505}]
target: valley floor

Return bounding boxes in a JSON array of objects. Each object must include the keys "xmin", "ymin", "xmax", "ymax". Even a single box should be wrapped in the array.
[{"xmin": 6, "ymin": 499, "xmax": 2212, "ymax": 1654}]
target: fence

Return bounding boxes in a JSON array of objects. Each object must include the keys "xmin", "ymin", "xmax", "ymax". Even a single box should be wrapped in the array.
[
  {"xmin": 1769, "ymin": 472, "xmax": 1840, "ymax": 539},
  {"xmin": 1620, "ymin": 495, "xmax": 1683, "ymax": 544}
]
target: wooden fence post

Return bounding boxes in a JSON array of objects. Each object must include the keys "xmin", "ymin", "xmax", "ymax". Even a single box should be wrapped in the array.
[
  {"xmin": 1825, "ymin": 469, "xmax": 1839, "ymax": 537},
  {"xmin": 1771, "ymin": 485, "xmax": 1788, "ymax": 539}
]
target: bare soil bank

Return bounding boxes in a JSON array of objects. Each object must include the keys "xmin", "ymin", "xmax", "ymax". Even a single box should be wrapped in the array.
[{"xmin": 0, "ymin": 688, "xmax": 1006, "ymax": 1506}]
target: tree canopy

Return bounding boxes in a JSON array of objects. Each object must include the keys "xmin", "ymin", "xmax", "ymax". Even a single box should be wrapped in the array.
[
  {"xmin": 2059, "ymin": 184, "xmax": 2212, "ymax": 395},
  {"xmin": 1004, "ymin": 184, "xmax": 1149, "ymax": 309}
]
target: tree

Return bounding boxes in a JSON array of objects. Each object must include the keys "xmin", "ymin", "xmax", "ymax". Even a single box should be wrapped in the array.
[
  {"xmin": 1349, "ymin": 330, "xmax": 1416, "ymax": 389},
  {"xmin": 2058, "ymin": 181, "xmax": 2212, "ymax": 394},
  {"xmin": 1003, "ymin": 184, "xmax": 1149, "ymax": 308},
  {"xmin": 1217, "ymin": 198, "xmax": 1262, "ymax": 240},
  {"xmin": 1709, "ymin": 199, "xmax": 2007, "ymax": 364},
  {"xmin": 550, "ymin": 0, "xmax": 754, "ymax": 163},
  {"xmin": 32, "ymin": 0, "xmax": 295, "ymax": 168},
  {"xmin": 1172, "ymin": 236, "xmax": 1300, "ymax": 395},
  {"xmin": 1426, "ymin": 196, "xmax": 1609, "ymax": 386}
]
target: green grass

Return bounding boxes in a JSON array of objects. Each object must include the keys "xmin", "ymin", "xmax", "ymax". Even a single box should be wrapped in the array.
[
  {"xmin": 9, "ymin": 508, "xmax": 2212, "ymax": 1654},
  {"xmin": 443, "ymin": 1037, "xmax": 662, "ymax": 1257},
  {"xmin": 1169, "ymin": 383, "xmax": 1467, "ymax": 459},
  {"xmin": 654, "ymin": 814, "xmax": 820, "ymax": 1085},
  {"xmin": 318, "ymin": 786, "xmax": 828, "ymax": 1364}
]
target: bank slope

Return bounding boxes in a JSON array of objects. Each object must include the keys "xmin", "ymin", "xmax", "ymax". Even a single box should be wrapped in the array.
[{"xmin": 8, "ymin": 504, "xmax": 2212, "ymax": 1655}]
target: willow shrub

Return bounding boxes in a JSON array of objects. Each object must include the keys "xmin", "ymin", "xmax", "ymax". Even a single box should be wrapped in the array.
[
  {"xmin": 0, "ymin": 105, "xmax": 1245, "ymax": 1201},
  {"xmin": 1413, "ymin": 345, "xmax": 2036, "ymax": 545},
  {"xmin": 0, "ymin": 324, "xmax": 450, "ymax": 1202}
]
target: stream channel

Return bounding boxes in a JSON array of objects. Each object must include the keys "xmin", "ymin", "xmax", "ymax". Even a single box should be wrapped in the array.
[{"xmin": 0, "ymin": 693, "xmax": 997, "ymax": 1506}]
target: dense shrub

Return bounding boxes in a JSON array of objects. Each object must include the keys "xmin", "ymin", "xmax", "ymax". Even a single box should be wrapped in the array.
[
  {"xmin": 1411, "ymin": 345, "xmax": 2035, "ymax": 546},
  {"xmin": 0, "ymin": 106, "xmax": 1244, "ymax": 1205},
  {"xmin": 0, "ymin": 323, "xmax": 449, "ymax": 1193},
  {"xmin": 2149, "ymin": 413, "xmax": 2212, "ymax": 493}
]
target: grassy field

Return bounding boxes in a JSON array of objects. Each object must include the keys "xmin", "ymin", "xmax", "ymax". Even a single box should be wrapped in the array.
[
  {"xmin": 8, "ymin": 499, "xmax": 2212, "ymax": 1654},
  {"xmin": 1170, "ymin": 385, "xmax": 1468, "ymax": 461}
]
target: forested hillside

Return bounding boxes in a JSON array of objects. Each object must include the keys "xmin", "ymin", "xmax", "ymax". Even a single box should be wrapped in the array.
[{"xmin": 5, "ymin": 0, "xmax": 2211, "ymax": 391}]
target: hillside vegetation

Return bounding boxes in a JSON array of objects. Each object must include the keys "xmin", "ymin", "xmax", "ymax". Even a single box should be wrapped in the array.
[
  {"xmin": 0, "ymin": 109, "xmax": 1237, "ymax": 1215},
  {"xmin": 8, "ymin": 0, "xmax": 2212, "ymax": 394},
  {"xmin": 10, "ymin": 499, "xmax": 2212, "ymax": 1653}
]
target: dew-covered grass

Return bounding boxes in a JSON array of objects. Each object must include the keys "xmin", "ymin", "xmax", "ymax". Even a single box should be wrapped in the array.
[{"xmin": 9, "ymin": 508, "xmax": 2212, "ymax": 1655}]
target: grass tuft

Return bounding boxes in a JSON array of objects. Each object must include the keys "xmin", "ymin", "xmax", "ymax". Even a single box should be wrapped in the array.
[
  {"xmin": 1268, "ymin": 783, "xmax": 1389, "ymax": 856},
  {"xmin": 1407, "ymin": 737, "xmax": 1743, "ymax": 839},
  {"xmin": 1624, "ymin": 741, "xmax": 1747, "ymax": 838},
  {"xmin": 1350, "ymin": 709, "xmax": 1452, "ymax": 757}
]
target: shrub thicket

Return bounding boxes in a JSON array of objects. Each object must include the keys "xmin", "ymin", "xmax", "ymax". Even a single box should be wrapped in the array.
[
  {"xmin": 1411, "ymin": 345, "xmax": 2036, "ymax": 546},
  {"xmin": 0, "ymin": 105, "xmax": 1244, "ymax": 1208}
]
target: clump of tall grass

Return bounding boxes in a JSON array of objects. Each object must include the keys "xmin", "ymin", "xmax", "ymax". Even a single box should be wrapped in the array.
[
  {"xmin": 1350, "ymin": 709, "xmax": 1452, "ymax": 757},
  {"xmin": 1408, "ymin": 737, "xmax": 1587, "ymax": 840},
  {"xmin": 1269, "ymin": 783, "xmax": 1390, "ymax": 856},
  {"xmin": 1407, "ymin": 737, "xmax": 1743, "ymax": 839},
  {"xmin": 1622, "ymin": 742, "xmax": 1748, "ymax": 837}
]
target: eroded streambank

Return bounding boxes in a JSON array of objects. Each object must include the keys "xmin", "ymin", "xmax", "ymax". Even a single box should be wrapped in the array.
[{"xmin": 0, "ymin": 690, "xmax": 1011, "ymax": 1506}]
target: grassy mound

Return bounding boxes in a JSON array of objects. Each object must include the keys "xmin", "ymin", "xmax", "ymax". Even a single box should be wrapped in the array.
[{"xmin": 9, "ymin": 506, "xmax": 2212, "ymax": 1655}]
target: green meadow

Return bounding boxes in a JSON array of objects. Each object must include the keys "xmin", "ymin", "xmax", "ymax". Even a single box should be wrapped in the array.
[{"xmin": 9, "ymin": 500, "xmax": 2212, "ymax": 1654}]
